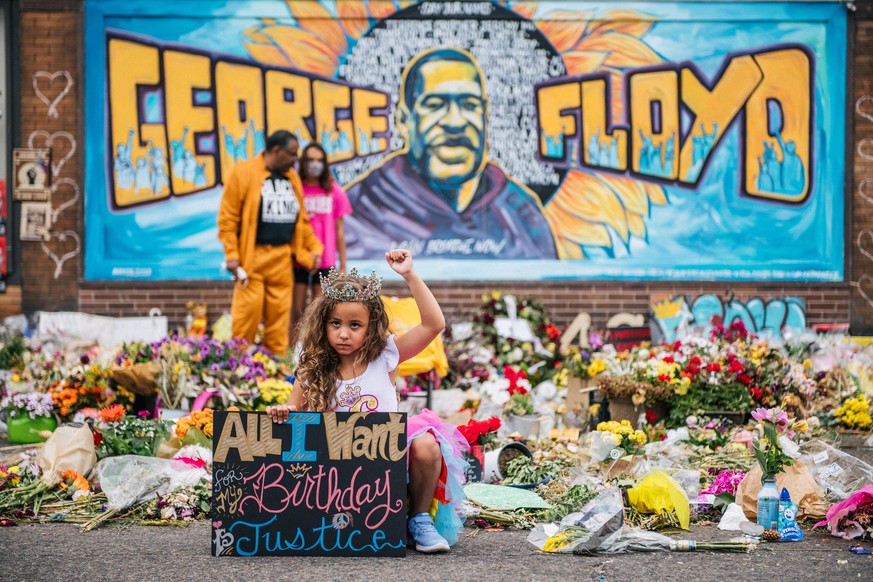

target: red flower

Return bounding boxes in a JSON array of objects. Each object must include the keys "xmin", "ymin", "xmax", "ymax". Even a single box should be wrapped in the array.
[
  {"xmin": 487, "ymin": 416, "xmax": 502, "ymax": 431},
  {"xmin": 672, "ymin": 341, "xmax": 682, "ymax": 351},
  {"xmin": 92, "ymin": 429, "xmax": 103, "ymax": 448},
  {"xmin": 545, "ymin": 324, "xmax": 562, "ymax": 342},
  {"xmin": 658, "ymin": 374, "xmax": 671, "ymax": 382},
  {"xmin": 750, "ymin": 387, "xmax": 763, "ymax": 401},
  {"xmin": 706, "ymin": 362, "xmax": 722, "ymax": 373},
  {"xmin": 728, "ymin": 360, "xmax": 744, "ymax": 374},
  {"xmin": 662, "ymin": 355, "xmax": 675, "ymax": 364},
  {"xmin": 504, "ymin": 366, "xmax": 529, "ymax": 396},
  {"xmin": 737, "ymin": 373, "xmax": 752, "ymax": 386},
  {"xmin": 645, "ymin": 410, "xmax": 658, "ymax": 424}
]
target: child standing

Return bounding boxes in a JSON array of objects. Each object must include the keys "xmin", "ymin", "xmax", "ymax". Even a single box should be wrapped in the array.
[
  {"xmin": 291, "ymin": 143, "xmax": 352, "ymax": 343},
  {"xmin": 267, "ymin": 250, "xmax": 468, "ymax": 553}
]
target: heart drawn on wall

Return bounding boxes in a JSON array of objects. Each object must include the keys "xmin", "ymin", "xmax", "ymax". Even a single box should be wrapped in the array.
[
  {"xmin": 27, "ymin": 130, "xmax": 76, "ymax": 177},
  {"xmin": 856, "ymin": 275, "xmax": 873, "ymax": 311},
  {"xmin": 857, "ymin": 229, "xmax": 873, "ymax": 264},
  {"xmin": 39, "ymin": 230, "xmax": 80, "ymax": 279},
  {"xmin": 859, "ymin": 138, "xmax": 873, "ymax": 162},
  {"xmin": 32, "ymin": 71, "xmax": 74, "ymax": 119},
  {"xmin": 858, "ymin": 95, "xmax": 873, "ymax": 125},
  {"xmin": 50, "ymin": 178, "xmax": 80, "ymax": 224},
  {"xmin": 860, "ymin": 179, "xmax": 873, "ymax": 206}
]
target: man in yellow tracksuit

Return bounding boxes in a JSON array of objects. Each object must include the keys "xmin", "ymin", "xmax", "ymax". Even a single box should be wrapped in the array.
[{"xmin": 217, "ymin": 130, "xmax": 323, "ymax": 355}]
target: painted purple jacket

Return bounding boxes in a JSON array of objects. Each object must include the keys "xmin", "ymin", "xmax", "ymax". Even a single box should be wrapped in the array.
[{"xmin": 344, "ymin": 154, "xmax": 558, "ymax": 260}]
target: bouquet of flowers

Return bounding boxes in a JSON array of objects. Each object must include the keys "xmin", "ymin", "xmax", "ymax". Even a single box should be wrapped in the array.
[
  {"xmin": 701, "ymin": 469, "xmax": 747, "ymax": 511},
  {"xmin": 457, "ymin": 416, "xmax": 501, "ymax": 447},
  {"xmin": 750, "ymin": 407, "xmax": 805, "ymax": 479},
  {"xmin": 835, "ymin": 394, "xmax": 872, "ymax": 430},
  {"xmin": 595, "ymin": 420, "xmax": 647, "ymax": 455},
  {"xmin": 144, "ymin": 482, "xmax": 211, "ymax": 522},
  {"xmin": 564, "ymin": 348, "xmax": 607, "ymax": 380},
  {"xmin": 95, "ymin": 414, "xmax": 172, "ymax": 459},
  {"xmin": 1, "ymin": 392, "xmax": 56, "ymax": 419},
  {"xmin": 252, "ymin": 378, "xmax": 294, "ymax": 411},
  {"xmin": 815, "ymin": 485, "xmax": 873, "ymax": 540},
  {"xmin": 175, "ymin": 408, "xmax": 215, "ymax": 447},
  {"xmin": 0, "ymin": 464, "xmax": 22, "ymax": 491}
]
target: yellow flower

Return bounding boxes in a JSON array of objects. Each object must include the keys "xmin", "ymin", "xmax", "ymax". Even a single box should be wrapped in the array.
[
  {"xmin": 589, "ymin": 404, "xmax": 601, "ymax": 417},
  {"xmin": 674, "ymin": 376, "xmax": 691, "ymax": 396},
  {"xmin": 802, "ymin": 358, "xmax": 812, "ymax": 369},
  {"xmin": 491, "ymin": 291, "xmax": 502, "ymax": 300},
  {"xmin": 587, "ymin": 359, "xmax": 606, "ymax": 377}
]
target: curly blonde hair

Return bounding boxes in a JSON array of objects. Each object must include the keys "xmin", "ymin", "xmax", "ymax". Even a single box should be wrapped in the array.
[{"xmin": 295, "ymin": 275, "xmax": 390, "ymax": 411}]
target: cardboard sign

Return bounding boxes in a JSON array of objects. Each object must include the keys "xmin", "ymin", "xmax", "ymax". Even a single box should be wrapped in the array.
[
  {"xmin": 494, "ymin": 317, "xmax": 535, "ymax": 341},
  {"xmin": 211, "ymin": 411, "xmax": 408, "ymax": 557}
]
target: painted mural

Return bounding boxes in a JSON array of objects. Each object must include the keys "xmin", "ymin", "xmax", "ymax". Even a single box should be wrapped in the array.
[
  {"xmin": 83, "ymin": 1, "xmax": 847, "ymax": 281},
  {"xmin": 650, "ymin": 294, "xmax": 807, "ymax": 344}
]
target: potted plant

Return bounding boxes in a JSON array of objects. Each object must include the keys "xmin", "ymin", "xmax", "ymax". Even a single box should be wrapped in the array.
[
  {"xmin": 456, "ymin": 416, "xmax": 501, "ymax": 482},
  {"xmin": 1, "ymin": 392, "xmax": 58, "ymax": 444}
]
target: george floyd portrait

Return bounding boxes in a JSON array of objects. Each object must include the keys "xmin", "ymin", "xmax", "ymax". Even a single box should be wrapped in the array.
[{"xmin": 344, "ymin": 47, "xmax": 558, "ymax": 260}]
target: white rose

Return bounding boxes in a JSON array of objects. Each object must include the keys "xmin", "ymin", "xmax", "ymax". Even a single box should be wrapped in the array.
[{"xmin": 778, "ymin": 435, "xmax": 801, "ymax": 459}]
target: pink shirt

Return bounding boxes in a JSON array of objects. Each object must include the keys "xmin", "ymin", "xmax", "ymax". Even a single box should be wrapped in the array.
[{"xmin": 299, "ymin": 181, "xmax": 352, "ymax": 269}]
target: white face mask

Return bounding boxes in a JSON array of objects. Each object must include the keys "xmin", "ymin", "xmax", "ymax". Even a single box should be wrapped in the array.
[{"xmin": 305, "ymin": 161, "xmax": 325, "ymax": 176}]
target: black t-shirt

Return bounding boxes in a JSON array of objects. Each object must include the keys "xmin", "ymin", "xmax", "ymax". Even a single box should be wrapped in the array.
[{"xmin": 256, "ymin": 171, "xmax": 300, "ymax": 245}]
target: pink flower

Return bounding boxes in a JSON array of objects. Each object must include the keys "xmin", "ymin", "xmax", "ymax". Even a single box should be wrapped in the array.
[
  {"xmin": 751, "ymin": 408, "xmax": 770, "ymax": 422},
  {"xmin": 775, "ymin": 409, "xmax": 789, "ymax": 429}
]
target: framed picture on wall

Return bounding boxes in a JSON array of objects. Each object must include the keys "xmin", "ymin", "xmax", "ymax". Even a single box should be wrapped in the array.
[
  {"xmin": 12, "ymin": 148, "xmax": 51, "ymax": 202},
  {"xmin": 20, "ymin": 201, "xmax": 51, "ymax": 241}
]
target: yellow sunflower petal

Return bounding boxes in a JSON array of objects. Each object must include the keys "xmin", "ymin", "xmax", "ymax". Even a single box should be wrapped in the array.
[
  {"xmin": 241, "ymin": 41, "xmax": 292, "ymax": 68},
  {"xmin": 643, "ymin": 182, "xmax": 669, "ymax": 207},
  {"xmin": 549, "ymin": 170, "xmax": 630, "ymax": 243},
  {"xmin": 600, "ymin": 175, "xmax": 651, "ymax": 216},
  {"xmin": 627, "ymin": 211, "xmax": 647, "ymax": 240},
  {"xmin": 546, "ymin": 201, "xmax": 613, "ymax": 248},
  {"xmin": 248, "ymin": 26, "xmax": 339, "ymax": 77},
  {"xmin": 578, "ymin": 31, "xmax": 662, "ymax": 69},
  {"xmin": 563, "ymin": 50, "xmax": 608, "ymax": 75},
  {"xmin": 285, "ymin": 0, "xmax": 348, "ymax": 55},
  {"xmin": 368, "ymin": 0, "xmax": 398, "ymax": 20},
  {"xmin": 510, "ymin": 2, "xmax": 538, "ymax": 20},
  {"xmin": 587, "ymin": 10, "xmax": 657, "ymax": 38},
  {"xmin": 536, "ymin": 11, "xmax": 592, "ymax": 53},
  {"xmin": 337, "ymin": 1, "xmax": 370, "ymax": 39}
]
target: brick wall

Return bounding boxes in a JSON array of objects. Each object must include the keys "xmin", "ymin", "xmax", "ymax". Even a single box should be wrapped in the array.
[
  {"xmin": 14, "ymin": 3, "xmax": 862, "ymax": 335},
  {"xmin": 79, "ymin": 280, "xmax": 851, "ymax": 331},
  {"xmin": 852, "ymin": 19, "xmax": 873, "ymax": 333},
  {"xmin": 18, "ymin": 1, "xmax": 81, "ymax": 313}
]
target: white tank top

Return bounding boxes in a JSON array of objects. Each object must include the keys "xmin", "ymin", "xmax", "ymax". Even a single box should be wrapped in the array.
[{"xmin": 332, "ymin": 335, "xmax": 400, "ymax": 413}]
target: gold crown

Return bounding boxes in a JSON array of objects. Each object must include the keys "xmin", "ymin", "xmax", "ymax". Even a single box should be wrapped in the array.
[{"xmin": 286, "ymin": 463, "xmax": 311, "ymax": 479}]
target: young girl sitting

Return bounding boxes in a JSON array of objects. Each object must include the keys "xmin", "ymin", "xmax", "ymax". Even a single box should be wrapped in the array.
[{"xmin": 267, "ymin": 249, "xmax": 468, "ymax": 553}]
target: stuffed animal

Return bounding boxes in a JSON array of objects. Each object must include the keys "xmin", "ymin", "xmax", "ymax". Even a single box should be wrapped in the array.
[{"xmin": 186, "ymin": 301, "xmax": 208, "ymax": 338}]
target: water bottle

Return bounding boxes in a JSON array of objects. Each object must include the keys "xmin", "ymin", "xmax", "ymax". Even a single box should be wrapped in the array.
[{"xmin": 757, "ymin": 476, "xmax": 779, "ymax": 529}]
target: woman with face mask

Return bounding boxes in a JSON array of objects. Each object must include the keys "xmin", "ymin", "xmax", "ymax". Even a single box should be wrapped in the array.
[{"xmin": 290, "ymin": 143, "xmax": 354, "ymax": 343}]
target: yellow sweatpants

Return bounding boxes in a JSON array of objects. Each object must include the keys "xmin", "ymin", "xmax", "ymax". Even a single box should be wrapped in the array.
[{"xmin": 231, "ymin": 243, "xmax": 293, "ymax": 355}]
